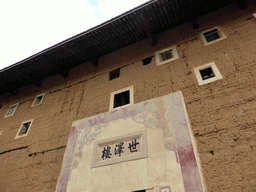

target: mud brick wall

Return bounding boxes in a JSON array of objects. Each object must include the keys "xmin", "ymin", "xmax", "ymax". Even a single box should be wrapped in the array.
[{"xmin": 0, "ymin": 2, "xmax": 256, "ymax": 192}]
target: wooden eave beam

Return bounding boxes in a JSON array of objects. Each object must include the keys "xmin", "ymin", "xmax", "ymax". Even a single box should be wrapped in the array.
[
  {"xmin": 3, "ymin": 86, "xmax": 17, "ymax": 96},
  {"xmin": 54, "ymin": 64, "xmax": 69, "ymax": 78},
  {"xmin": 139, "ymin": 12, "xmax": 157, "ymax": 46},
  {"xmin": 60, "ymin": 69, "xmax": 70, "ymax": 78},
  {"xmin": 193, "ymin": 20, "xmax": 200, "ymax": 29},
  {"xmin": 27, "ymin": 76, "xmax": 42, "ymax": 87},
  {"xmin": 237, "ymin": 0, "xmax": 247, "ymax": 9},
  {"xmin": 91, "ymin": 56, "xmax": 99, "ymax": 67}
]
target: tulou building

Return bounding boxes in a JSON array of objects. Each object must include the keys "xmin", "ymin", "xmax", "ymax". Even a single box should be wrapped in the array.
[{"xmin": 0, "ymin": 0, "xmax": 256, "ymax": 191}]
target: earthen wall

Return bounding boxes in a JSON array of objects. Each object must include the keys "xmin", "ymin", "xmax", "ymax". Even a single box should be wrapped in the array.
[{"xmin": 0, "ymin": 3, "xmax": 256, "ymax": 192}]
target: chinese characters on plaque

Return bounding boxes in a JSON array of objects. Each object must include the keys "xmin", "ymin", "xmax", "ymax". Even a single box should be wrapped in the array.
[
  {"xmin": 100, "ymin": 138, "xmax": 141, "ymax": 161},
  {"xmin": 92, "ymin": 131, "xmax": 147, "ymax": 168}
]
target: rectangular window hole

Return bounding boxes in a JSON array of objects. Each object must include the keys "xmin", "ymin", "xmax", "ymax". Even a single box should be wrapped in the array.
[
  {"xmin": 133, "ymin": 190, "xmax": 146, "ymax": 192},
  {"xmin": 109, "ymin": 68, "xmax": 120, "ymax": 80},
  {"xmin": 114, "ymin": 90, "xmax": 130, "ymax": 108},
  {"xmin": 160, "ymin": 50, "xmax": 173, "ymax": 61},
  {"xmin": 199, "ymin": 67, "xmax": 215, "ymax": 80},
  {"xmin": 204, "ymin": 29, "xmax": 220, "ymax": 42},
  {"xmin": 142, "ymin": 56, "xmax": 153, "ymax": 65},
  {"xmin": 19, "ymin": 122, "xmax": 31, "ymax": 136}
]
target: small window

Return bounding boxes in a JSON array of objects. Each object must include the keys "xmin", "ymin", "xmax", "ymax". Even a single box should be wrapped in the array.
[
  {"xmin": 200, "ymin": 26, "xmax": 227, "ymax": 46},
  {"xmin": 32, "ymin": 93, "xmax": 44, "ymax": 106},
  {"xmin": 204, "ymin": 29, "xmax": 220, "ymax": 42},
  {"xmin": 109, "ymin": 86, "xmax": 134, "ymax": 111},
  {"xmin": 15, "ymin": 120, "xmax": 33, "ymax": 139},
  {"xmin": 5, "ymin": 103, "xmax": 19, "ymax": 118},
  {"xmin": 114, "ymin": 90, "xmax": 130, "ymax": 108},
  {"xmin": 109, "ymin": 68, "xmax": 120, "ymax": 80},
  {"xmin": 199, "ymin": 67, "xmax": 214, "ymax": 80},
  {"xmin": 160, "ymin": 50, "xmax": 173, "ymax": 61},
  {"xmin": 142, "ymin": 56, "xmax": 153, "ymax": 65},
  {"xmin": 155, "ymin": 45, "xmax": 179, "ymax": 66},
  {"xmin": 194, "ymin": 62, "xmax": 223, "ymax": 85}
]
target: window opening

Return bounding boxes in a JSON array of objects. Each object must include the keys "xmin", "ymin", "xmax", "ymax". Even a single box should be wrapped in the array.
[
  {"xmin": 19, "ymin": 122, "xmax": 31, "ymax": 136},
  {"xmin": 133, "ymin": 190, "xmax": 146, "ymax": 192},
  {"xmin": 32, "ymin": 94, "xmax": 44, "ymax": 106},
  {"xmin": 114, "ymin": 90, "xmax": 130, "ymax": 108},
  {"xmin": 160, "ymin": 50, "xmax": 173, "ymax": 61},
  {"xmin": 203, "ymin": 29, "xmax": 220, "ymax": 42},
  {"xmin": 142, "ymin": 56, "xmax": 153, "ymax": 65},
  {"xmin": 9, "ymin": 106, "xmax": 16, "ymax": 114},
  {"xmin": 194, "ymin": 62, "xmax": 223, "ymax": 85},
  {"xmin": 200, "ymin": 26, "xmax": 227, "ymax": 46},
  {"xmin": 155, "ymin": 45, "xmax": 179, "ymax": 66},
  {"xmin": 34, "ymin": 95, "xmax": 43, "ymax": 105},
  {"xmin": 109, "ymin": 68, "xmax": 120, "ymax": 80},
  {"xmin": 109, "ymin": 86, "xmax": 134, "ymax": 111},
  {"xmin": 5, "ymin": 103, "xmax": 18, "ymax": 117},
  {"xmin": 199, "ymin": 67, "xmax": 215, "ymax": 80},
  {"xmin": 15, "ymin": 119, "xmax": 34, "ymax": 139}
]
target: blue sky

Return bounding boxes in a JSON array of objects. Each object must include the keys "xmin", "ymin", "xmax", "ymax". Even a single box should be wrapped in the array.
[{"xmin": 0, "ymin": 0, "xmax": 149, "ymax": 70}]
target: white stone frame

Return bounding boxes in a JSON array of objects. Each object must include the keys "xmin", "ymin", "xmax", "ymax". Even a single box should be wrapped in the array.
[
  {"xmin": 109, "ymin": 85, "xmax": 134, "ymax": 111},
  {"xmin": 253, "ymin": 13, "xmax": 256, "ymax": 18},
  {"xmin": 31, "ymin": 93, "xmax": 45, "ymax": 107},
  {"xmin": 200, "ymin": 26, "xmax": 227, "ymax": 46},
  {"xmin": 194, "ymin": 62, "xmax": 223, "ymax": 85},
  {"xmin": 4, "ymin": 103, "xmax": 19, "ymax": 118},
  {"xmin": 155, "ymin": 45, "xmax": 179, "ymax": 66},
  {"xmin": 0, "ymin": 131, "xmax": 3, "ymax": 136},
  {"xmin": 15, "ymin": 119, "xmax": 34, "ymax": 139},
  {"xmin": 91, "ymin": 130, "xmax": 147, "ymax": 168}
]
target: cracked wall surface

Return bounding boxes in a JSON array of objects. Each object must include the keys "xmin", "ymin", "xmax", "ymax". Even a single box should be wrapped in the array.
[{"xmin": 0, "ymin": 2, "xmax": 256, "ymax": 192}]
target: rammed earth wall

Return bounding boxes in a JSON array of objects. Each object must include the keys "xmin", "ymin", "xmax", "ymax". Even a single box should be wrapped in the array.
[{"xmin": 0, "ymin": 2, "xmax": 256, "ymax": 192}]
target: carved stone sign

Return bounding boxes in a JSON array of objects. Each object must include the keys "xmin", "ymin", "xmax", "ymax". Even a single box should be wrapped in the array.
[{"xmin": 92, "ymin": 131, "xmax": 147, "ymax": 168}]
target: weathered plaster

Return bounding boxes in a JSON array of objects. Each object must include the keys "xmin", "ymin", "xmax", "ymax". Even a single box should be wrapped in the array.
[{"xmin": 56, "ymin": 91, "xmax": 206, "ymax": 192}]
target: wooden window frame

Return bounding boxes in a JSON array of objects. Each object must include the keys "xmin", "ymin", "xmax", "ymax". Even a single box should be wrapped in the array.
[
  {"xmin": 200, "ymin": 26, "xmax": 227, "ymax": 46},
  {"xmin": 155, "ymin": 45, "xmax": 179, "ymax": 66},
  {"xmin": 109, "ymin": 86, "xmax": 134, "ymax": 111}
]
